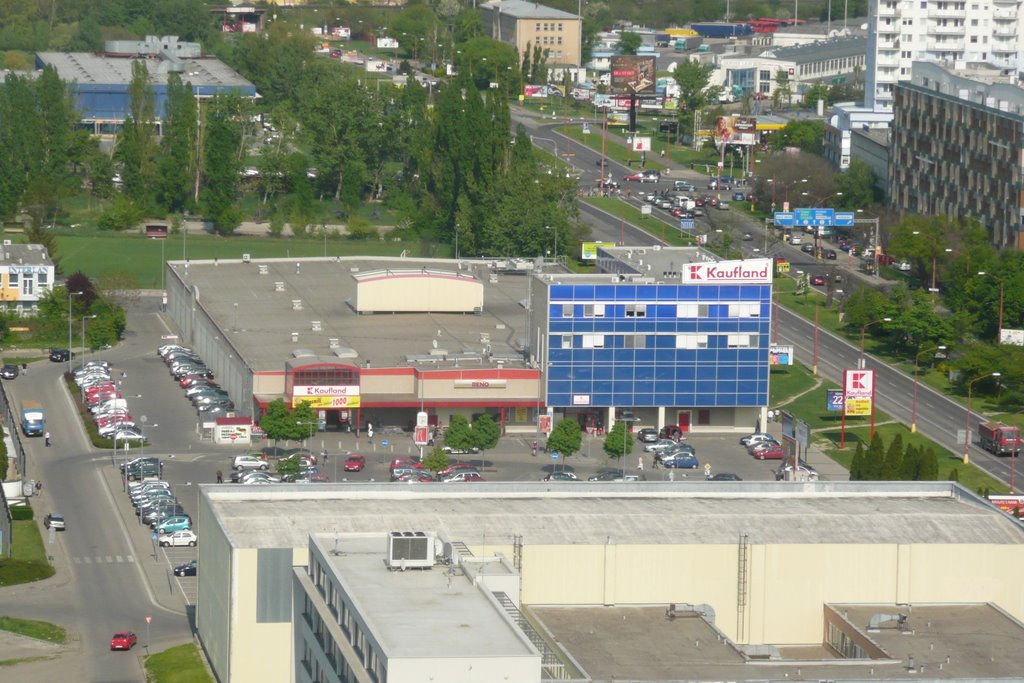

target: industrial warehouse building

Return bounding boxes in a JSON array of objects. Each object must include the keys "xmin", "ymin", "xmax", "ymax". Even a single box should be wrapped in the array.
[
  {"xmin": 195, "ymin": 481, "xmax": 1024, "ymax": 682},
  {"xmin": 164, "ymin": 248, "xmax": 773, "ymax": 437},
  {"xmin": 36, "ymin": 35, "xmax": 256, "ymax": 134}
]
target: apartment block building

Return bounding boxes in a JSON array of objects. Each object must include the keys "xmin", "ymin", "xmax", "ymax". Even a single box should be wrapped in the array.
[
  {"xmin": 890, "ymin": 61, "xmax": 1024, "ymax": 249},
  {"xmin": 479, "ymin": 0, "xmax": 582, "ymax": 67},
  {"xmin": 866, "ymin": 0, "xmax": 1024, "ymax": 111}
]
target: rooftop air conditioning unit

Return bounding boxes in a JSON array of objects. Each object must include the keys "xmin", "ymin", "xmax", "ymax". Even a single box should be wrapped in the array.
[{"xmin": 386, "ymin": 531, "xmax": 435, "ymax": 570}]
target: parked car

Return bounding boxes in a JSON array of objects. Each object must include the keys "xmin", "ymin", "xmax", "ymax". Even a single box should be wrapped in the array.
[
  {"xmin": 233, "ymin": 455, "xmax": 269, "ymax": 471},
  {"xmin": 436, "ymin": 463, "xmax": 477, "ymax": 478},
  {"xmin": 441, "ymin": 470, "xmax": 484, "ymax": 482},
  {"xmin": 589, "ymin": 469, "xmax": 627, "ymax": 481},
  {"xmin": 343, "ymin": 455, "xmax": 366, "ymax": 472},
  {"xmin": 645, "ymin": 439, "xmax": 680, "ymax": 454},
  {"xmin": 895, "ymin": 260, "xmax": 912, "ymax": 272},
  {"xmin": 709, "ymin": 472, "xmax": 743, "ymax": 481},
  {"xmin": 44, "ymin": 512, "xmax": 66, "ymax": 530},
  {"xmin": 110, "ymin": 631, "xmax": 137, "ymax": 650},
  {"xmin": 752, "ymin": 445, "xmax": 785, "ymax": 460},
  {"xmin": 659, "ymin": 425, "xmax": 684, "ymax": 441},
  {"xmin": 155, "ymin": 515, "xmax": 192, "ymax": 535},
  {"xmin": 160, "ymin": 529, "xmax": 198, "ymax": 548},
  {"xmin": 636, "ymin": 428, "xmax": 659, "ymax": 443},
  {"xmin": 174, "ymin": 559, "xmax": 198, "ymax": 576},
  {"xmin": 442, "ymin": 445, "xmax": 480, "ymax": 455},
  {"xmin": 662, "ymin": 451, "xmax": 699, "ymax": 469},
  {"xmin": 775, "ymin": 461, "xmax": 819, "ymax": 481},
  {"xmin": 49, "ymin": 348, "xmax": 73, "ymax": 362},
  {"xmin": 739, "ymin": 433, "xmax": 775, "ymax": 446},
  {"xmin": 0, "ymin": 364, "xmax": 18, "ymax": 379},
  {"xmin": 542, "ymin": 471, "xmax": 579, "ymax": 482}
]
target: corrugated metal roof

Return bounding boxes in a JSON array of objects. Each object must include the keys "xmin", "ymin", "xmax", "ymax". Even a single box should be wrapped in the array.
[
  {"xmin": 765, "ymin": 36, "xmax": 868, "ymax": 64},
  {"xmin": 479, "ymin": 0, "xmax": 579, "ymax": 20}
]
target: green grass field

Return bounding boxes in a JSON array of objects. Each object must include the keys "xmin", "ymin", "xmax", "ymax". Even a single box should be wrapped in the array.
[
  {"xmin": 769, "ymin": 362, "xmax": 819, "ymax": 406},
  {"xmin": 145, "ymin": 643, "xmax": 214, "ymax": 683},
  {"xmin": 0, "ymin": 616, "xmax": 67, "ymax": 644},
  {"xmin": 556, "ymin": 125, "xmax": 667, "ymax": 172},
  {"xmin": 582, "ymin": 197, "xmax": 696, "ymax": 246},
  {"xmin": 0, "ymin": 519, "xmax": 55, "ymax": 586},
  {"xmin": 55, "ymin": 232, "xmax": 420, "ymax": 286}
]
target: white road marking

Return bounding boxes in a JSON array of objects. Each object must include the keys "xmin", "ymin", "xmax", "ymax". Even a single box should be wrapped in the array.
[{"xmin": 83, "ymin": 557, "xmax": 92, "ymax": 564}]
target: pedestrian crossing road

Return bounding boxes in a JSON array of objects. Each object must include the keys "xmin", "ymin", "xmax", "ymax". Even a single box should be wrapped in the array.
[{"xmin": 72, "ymin": 555, "xmax": 136, "ymax": 564}]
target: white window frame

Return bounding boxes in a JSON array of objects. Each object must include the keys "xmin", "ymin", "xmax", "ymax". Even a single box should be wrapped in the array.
[
  {"xmin": 727, "ymin": 334, "xmax": 757, "ymax": 348},
  {"xmin": 583, "ymin": 303, "xmax": 606, "ymax": 318},
  {"xmin": 676, "ymin": 303, "xmax": 709, "ymax": 318},
  {"xmin": 561, "ymin": 334, "xmax": 573, "ymax": 348},
  {"xmin": 727, "ymin": 302, "xmax": 760, "ymax": 317},
  {"xmin": 625, "ymin": 303, "xmax": 647, "ymax": 318},
  {"xmin": 561, "ymin": 304, "xmax": 574, "ymax": 317},
  {"xmin": 676, "ymin": 334, "xmax": 708, "ymax": 349},
  {"xmin": 582, "ymin": 334, "xmax": 605, "ymax": 348}
]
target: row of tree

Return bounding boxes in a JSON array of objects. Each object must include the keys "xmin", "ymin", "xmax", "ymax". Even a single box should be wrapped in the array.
[{"xmin": 849, "ymin": 434, "xmax": 940, "ymax": 481}]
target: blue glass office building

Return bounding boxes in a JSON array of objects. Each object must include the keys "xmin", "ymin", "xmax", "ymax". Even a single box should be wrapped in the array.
[{"xmin": 533, "ymin": 249, "xmax": 772, "ymax": 432}]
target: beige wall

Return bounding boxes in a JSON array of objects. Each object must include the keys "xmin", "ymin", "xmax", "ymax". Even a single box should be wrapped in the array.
[
  {"xmin": 498, "ymin": 541, "xmax": 1024, "ymax": 646},
  {"xmin": 422, "ymin": 377, "xmax": 540, "ymax": 401},
  {"xmin": 230, "ymin": 548, "xmax": 307, "ymax": 683},
  {"xmin": 360, "ymin": 372, "xmax": 416, "ymax": 395},
  {"xmin": 253, "ymin": 373, "xmax": 286, "ymax": 396},
  {"xmin": 516, "ymin": 18, "xmax": 581, "ymax": 66},
  {"xmin": 356, "ymin": 273, "xmax": 483, "ymax": 313}
]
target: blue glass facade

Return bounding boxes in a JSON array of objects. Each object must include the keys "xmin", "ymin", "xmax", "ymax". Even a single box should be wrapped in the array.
[{"xmin": 545, "ymin": 283, "xmax": 771, "ymax": 408}]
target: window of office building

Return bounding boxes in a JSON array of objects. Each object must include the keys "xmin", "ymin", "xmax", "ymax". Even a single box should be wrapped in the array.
[
  {"xmin": 582, "ymin": 334, "xmax": 605, "ymax": 348},
  {"xmin": 561, "ymin": 335, "xmax": 573, "ymax": 348},
  {"xmin": 677, "ymin": 303, "xmax": 709, "ymax": 317},
  {"xmin": 623, "ymin": 334, "xmax": 647, "ymax": 349},
  {"xmin": 625, "ymin": 303, "xmax": 647, "ymax": 317},
  {"xmin": 583, "ymin": 303, "xmax": 606, "ymax": 317},
  {"xmin": 728, "ymin": 302, "xmax": 761, "ymax": 317},
  {"xmin": 561, "ymin": 304, "xmax": 574, "ymax": 317},
  {"xmin": 727, "ymin": 334, "xmax": 757, "ymax": 348},
  {"xmin": 676, "ymin": 334, "xmax": 709, "ymax": 349}
]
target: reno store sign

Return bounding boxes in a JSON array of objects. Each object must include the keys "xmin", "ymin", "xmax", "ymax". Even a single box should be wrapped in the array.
[
  {"xmin": 683, "ymin": 258, "xmax": 772, "ymax": 284},
  {"xmin": 454, "ymin": 379, "xmax": 507, "ymax": 389}
]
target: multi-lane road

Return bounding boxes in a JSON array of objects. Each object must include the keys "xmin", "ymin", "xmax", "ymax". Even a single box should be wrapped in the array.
[{"xmin": 513, "ymin": 108, "xmax": 1017, "ymax": 490}]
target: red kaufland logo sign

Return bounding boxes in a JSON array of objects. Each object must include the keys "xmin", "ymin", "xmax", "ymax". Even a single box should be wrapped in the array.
[{"xmin": 684, "ymin": 259, "xmax": 772, "ymax": 283}]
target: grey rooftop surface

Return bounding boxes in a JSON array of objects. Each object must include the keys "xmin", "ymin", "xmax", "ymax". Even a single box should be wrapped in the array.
[
  {"xmin": 766, "ymin": 36, "xmax": 868, "ymax": 64},
  {"xmin": 593, "ymin": 245, "xmax": 731, "ymax": 281},
  {"xmin": 0, "ymin": 243, "xmax": 53, "ymax": 266},
  {"xmin": 169, "ymin": 256, "xmax": 536, "ymax": 371},
  {"xmin": 479, "ymin": 0, "xmax": 579, "ymax": 20},
  {"xmin": 36, "ymin": 52, "xmax": 254, "ymax": 89},
  {"xmin": 311, "ymin": 535, "xmax": 535, "ymax": 660},
  {"xmin": 534, "ymin": 603, "xmax": 1024, "ymax": 680},
  {"xmin": 202, "ymin": 481, "xmax": 1024, "ymax": 550}
]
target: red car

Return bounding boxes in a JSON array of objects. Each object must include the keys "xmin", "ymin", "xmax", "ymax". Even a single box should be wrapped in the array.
[
  {"xmin": 390, "ymin": 457, "xmax": 424, "ymax": 470},
  {"xmin": 437, "ymin": 463, "xmax": 477, "ymax": 477},
  {"xmin": 343, "ymin": 455, "xmax": 366, "ymax": 472},
  {"xmin": 753, "ymin": 445, "xmax": 785, "ymax": 460},
  {"xmin": 810, "ymin": 275, "xmax": 826, "ymax": 286},
  {"xmin": 110, "ymin": 631, "xmax": 137, "ymax": 650}
]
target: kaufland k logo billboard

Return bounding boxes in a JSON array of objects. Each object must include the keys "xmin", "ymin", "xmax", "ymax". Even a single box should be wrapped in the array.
[{"xmin": 684, "ymin": 258, "xmax": 772, "ymax": 283}]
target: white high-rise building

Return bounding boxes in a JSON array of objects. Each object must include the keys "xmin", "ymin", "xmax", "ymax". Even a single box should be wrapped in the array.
[{"xmin": 865, "ymin": 0, "xmax": 1024, "ymax": 111}]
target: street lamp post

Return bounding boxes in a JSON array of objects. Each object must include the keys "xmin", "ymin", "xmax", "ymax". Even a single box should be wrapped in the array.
[
  {"xmin": 80, "ymin": 314, "xmax": 97, "ymax": 372},
  {"xmin": 67, "ymin": 290, "xmax": 81, "ymax": 371},
  {"xmin": 964, "ymin": 372, "xmax": 1000, "ymax": 465},
  {"xmin": 859, "ymin": 317, "xmax": 892, "ymax": 367},
  {"xmin": 911, "ymin": 344, "xmax": 946, "ymax": 433},
  {"xmin": 297, "ymin": 420, "xmax": 316, "ymax": 448}
]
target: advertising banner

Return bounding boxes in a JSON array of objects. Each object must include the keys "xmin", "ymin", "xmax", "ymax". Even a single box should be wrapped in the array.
[
  {"xmin": 826, "ymin": 390, "xmax": 845, "ymax": 412},
  {"xmin": 610, "ymin": 55, "xmax": 657, "ymax": 94},
  {"xmin": 988, "ymin": 494, "xmax": 1024, "ymax": 515},
  {"xmin": 292, "ymin": 395, "xmax": 361, "ymax": 409},
  {"xmin": 572, "ymin": 87, "xmax": 593, "ymax": 101},
  {"xmin": 769, "ymin": 345, "xmax": 794, "ymax": 365},
  {"xmin": 629, "ymin": 136, "xmax": 652, "ymax": 152},
  {"xmin": 581, "ymin": 242, "xmax": 616, "ymax": 260},
  {"xmin": 294, "ymin": 385, "xmax": 360, "ymax": 397},
  {"xmin": 682, "ymin": 258, "xmax": 772, "ymax": 284},
  {"xmin": 844, "ymin": 369, "xmax": 874, "ymax": 397},
  {"xmin": 715, "ymin": 116, "xmax": 758, "ymax": 145},
  {"xmin": 333, "ymin": 27, "xmax": 351, "ymax": 39},
  {"xmin": 1000, "ymin": 329, "xmax": 1024, "ymax": 346},
  {"xmin": 376, "ymin": 37, "xmax": 399, "ymax": 49},
  {"xmin": 844, "ymin": 397, "xmax": 872, "ymax": 416}
]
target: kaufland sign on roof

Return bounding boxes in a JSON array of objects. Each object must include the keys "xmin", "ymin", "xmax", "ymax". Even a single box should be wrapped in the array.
[{"xmin": 683, "ymin": 258, "xmax": 772, "ymax": 283}]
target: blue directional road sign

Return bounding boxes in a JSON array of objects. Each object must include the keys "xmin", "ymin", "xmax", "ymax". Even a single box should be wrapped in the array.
[
  {"xmin": 380, "ymin": 439, "xmax": 389, "ymax": 447},
  {"xmin": 835, "ymin": 211, "xmax": 855, "ymax": 227},
  {"xmin": 793, "ymin": 208, "xmax": 835, "ymax": 226},
  {"xmin": 773, "ymin": 212, "xmax": 795, "ymax": 227},
  {"xmin": 679, "ymin": 218, "xmax": 695, "ymax": 230}
]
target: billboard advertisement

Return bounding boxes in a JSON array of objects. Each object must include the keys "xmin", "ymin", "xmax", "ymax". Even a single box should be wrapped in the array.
[
  {"xmin": 332, "ymin": 27, "xmax": 351, "ymax": 39},
  {"xmin": 682, "ymin": 258, "xmax": 772, "ymax": 284},
  {"xmin": 769, "ymin": 345, "xmax": 793, "ymax": 365},
  {"xmin": 610, "ymin": 55, "xmax": 657, "ymax": 94},
  {"xmin": 843, "ymin": 369, "xmax": 874, "ymax": 417},
  {"xmin": 594, "ymin": 93, "xmax": 664, "ymax": 111},
  {"xmin": 581, "ymin": 241, "xmax": 616, "ymax": 260},
  {"xmin": 376, "ymin": 37, "xmax": 399, "ymax": 49},
  {"xmin": 629, "ymin": 136, "xmax": 652, "ymax": 152},
  {"xmin": 714, "ymin": 116, "xmax": 758, "ymax": 145}
]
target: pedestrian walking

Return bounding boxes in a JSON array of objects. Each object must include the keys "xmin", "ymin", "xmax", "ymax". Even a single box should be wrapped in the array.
[
  {"xmin": 637, "ymin": 456, "xmax": 644, "ymax": 471},
  {"xmin": 652, "ymin": 452, "xmax": 661, "ymax": 469},
  {"xmin": 44, "ymin": 431, "xmax": 50, "ymax": 447},
  {"xmin": 322, "ymin": 450, "xmax": 329, "ymax": 465},
  {"xmin": 216, "ymin": 470, "xmax": 223, "ymax": 483}
]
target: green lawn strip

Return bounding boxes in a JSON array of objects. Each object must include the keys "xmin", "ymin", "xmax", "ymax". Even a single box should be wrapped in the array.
[
  {"xmin": 55, "ymin": 233, "xmax": 415, "ymax": 286},
  {"xmin": 0, "ymin": 616, "xmax": 67, "ymax": 644},
  {"xmin": 815, "ymin": 423, "xmax": 1008, "ymax": 493},
  {"xmin": 769, "ymin": 362, "xmax": 819, "ymax": 406},
  {"xmin": 582, "ymin": 197, "xmax": 695, "ymax": 246},
  {"xmin": 145, "ymin": 643, "xmax": 214, "ymax": 683},
  {"xmin": 554, "ymin": 125, "xmax": 667, "ymax": 172},
  {"xmin": 0, "ymin": 519, "xmax": 55, "ymax": 586}
]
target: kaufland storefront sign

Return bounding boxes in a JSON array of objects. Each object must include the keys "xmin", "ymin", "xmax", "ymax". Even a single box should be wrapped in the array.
[{"xmin": 683, "ymin": 259, "xmax": 772, "ymax": 284}]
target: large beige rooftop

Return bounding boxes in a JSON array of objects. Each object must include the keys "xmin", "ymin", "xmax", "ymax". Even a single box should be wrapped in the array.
[{"xmin": 202, "ymin": 481, "xmax": 1023, "ymax": 550}]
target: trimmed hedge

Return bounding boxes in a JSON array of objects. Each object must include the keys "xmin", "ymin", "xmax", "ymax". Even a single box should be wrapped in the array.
[
  {"xmin": 10, "ymin": 506, "xmax": 33, "ymax": 521},
  {"xmin": 62, "ymin": 373, "xmax": 117, "ymax": 449}
]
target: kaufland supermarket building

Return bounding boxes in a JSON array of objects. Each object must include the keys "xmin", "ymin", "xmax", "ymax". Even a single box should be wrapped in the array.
[{"xmin": 164, "ymin": 247, "xmax": 772, "ymax": 435}]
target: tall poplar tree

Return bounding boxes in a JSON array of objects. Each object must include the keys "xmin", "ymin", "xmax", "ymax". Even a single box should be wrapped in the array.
[
  {"xmin": 116, "ymin": 61, "xmax": 158, "ymax": 206},
  {"xmin": 156, "ymin": 73, "xmax": 198, "ymax": 214}
]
